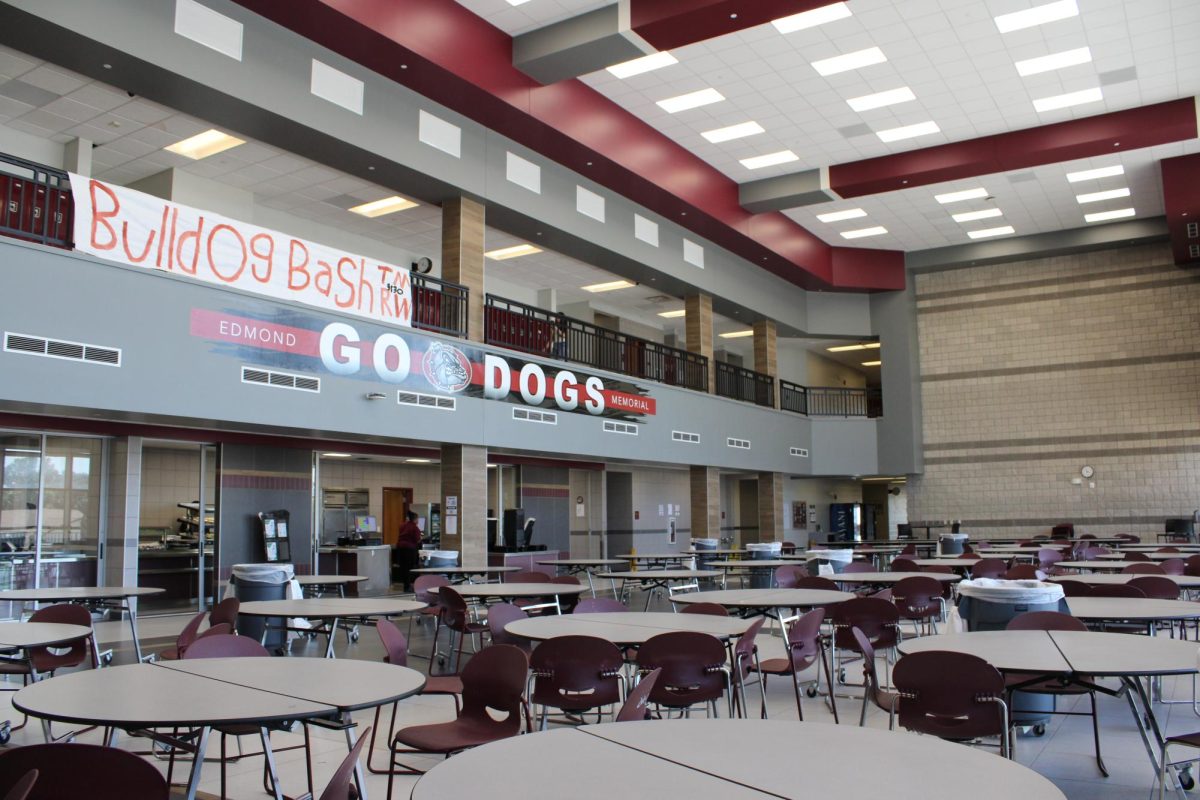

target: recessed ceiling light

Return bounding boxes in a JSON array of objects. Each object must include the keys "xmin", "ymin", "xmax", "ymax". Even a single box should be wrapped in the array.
[
  {"xmin": 846, "ymin": 87, "xmax": 915, "ymax": 112},
  {"xmin": 995, "ymin": 0, "xmax": 1077, "ymax": 33},
  {"xmin": 406, "ymin": 458, "xmax": 433, "ymax": 464},
  {"xmin": 718, "ymin": 330, "xmax": 755, "ymax": 339},
  {"xmin": 816, "ymin": 208, "xmax": 868, "ymax": 223},
  {"xmin": 701, "ymin": 121, "xmax": 765, "ymax": 143},
  {"xmin": 485, "ymin": 244, "xmax": 542, "ymax": 260},
  {"xmin": 841, "ymin": 226, "xmax": 888, "ymax": 239},
  {"xmin": 739, "ymin": 150, "xmax": 799, "ymax": 170},
  {"xmin": 952, "ymin": 208, "xmax": 1003, "ymax": 223},
  {"xmin": 582, "ymin": 280, "xmax": 635, "ymax": 293},
  {"xmin": 1033, "ymin": 87, "xmax": 1102, "ymax": 113},
  {"xmin": 935, "ymin": 187, "xmax": 989, "ymax": 204},
  {"xmin": 827, "ymin": 342, "xmax": 880, "ymax": 352},
  {"xmin": 967, "ymin": 225, "xmax": 1016, "ymax": 239},
  {"xmin": 164, "ymin": 129, "xmax": 245, "ymax": 160},
  {"xmin": 607, "ymin": 51, "xmax": 678, "ymax": 79},
  {"xmin": 1066, "ymin": 165, "xmax": 1125, "ymax": 183},
  {"xmin": 811, "ymin": 47, "xmax": 886, "ymax": 77},
  {"xmin": 658, "ymin": 309, "xmax": 687, "ymax": 318},
  {"xmin": 322, "ymin": 452, "xmax": 353, "ymax": 458},
  {"xmin": 1015, "ymin": 46, "xmax": 1092, "ymax": 77},
  {"xmin": 772, "ymin": 2, "xmax": 852, "ymax": 34},
  {"xmin": 861, "ymin": 360, "xmax": 881, "ymax": 367},
  {"xmin": 657, "ymin": 88, "xmax": 724, "ymax": 113},
  {"xmin": 876, "ymin": 121, "xmax": 940, "ymax": 143},
  {"xmin": 1076, "ymin": 187, "xmax": 1130, "ymax": 204},
  {"xmin": 506, "ymin": 0, "xmax": 531, "ymax": 5},
  {"xmin": 1085, "ymin": 207, "xmax": 1136, "ymax": 223},
  {"xmin": 348, "ymin": 196, "xmax": 419, "ymax": 217}
]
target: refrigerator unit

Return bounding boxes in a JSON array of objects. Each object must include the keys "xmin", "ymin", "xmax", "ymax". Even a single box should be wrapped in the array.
[{"xmin": 321, "ymin": 488, "xmax": 369, "ymax": 546}]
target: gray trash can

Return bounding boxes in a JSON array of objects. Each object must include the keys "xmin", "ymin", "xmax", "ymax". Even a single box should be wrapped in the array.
[
  {"xmin": 424, "ymin": 550, "xmax": 459, "ymax": 568},
  {"xmin": 939, "ymin": 532, "xmax": 969, "ymax": 555},
  {"xmin": 746, "ymin": 542, "xmax": 782, "ymax": 588},
  {"xmin": 230, "ymin": 563, "xmax": 294, "ymax": 650},
  {"xmin": 804, "ymin": 548, "xmax": 854, "ymax": 576},
  {"xmin": 690, "ymin": 538, "xmax": 718, "ymax": 571}
]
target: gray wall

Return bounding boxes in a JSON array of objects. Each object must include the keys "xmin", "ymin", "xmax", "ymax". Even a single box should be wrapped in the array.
[
  {"xmin": 218, "ymin": 444, "xmax": 313, "ymax": 579},
  {"xmin": 518, "ymin": 465, "xmax": 570, "ymax": 554},
  {"xmin": 871, "ymin": 286, "xmax": 924, "ymax": 475}
]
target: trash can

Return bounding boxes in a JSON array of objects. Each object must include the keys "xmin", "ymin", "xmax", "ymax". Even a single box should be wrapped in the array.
[
  {"xmin": 746, "ymin": 542, "xmax": 782, "ymax": 588},
  {"xmin": 957, "ymin": 579, "xmax": 1068, "ymax": 732},
  {"xmin": 230, "ymin": 563, "xmax": 294, "ymax": 650},
  {"xmin": 804, "ymin": 549, "xmax": 855, "ymax": 576},
  {"xmin": 424, "ymin": 550, "xmax": 459, "ymax": 568},
  {"xmin": 938, "ymin": 532, "xmax": 969, "ymax": 555},
  {"xmin": 690, "ymin": 538, "xmax": 718, "ymax": 571}
]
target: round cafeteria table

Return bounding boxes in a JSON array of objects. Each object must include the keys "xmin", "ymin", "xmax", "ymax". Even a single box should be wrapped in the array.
[
  {"xmin": 1097, "ymin": 551, "xmax": 1192, "ymax": 560},
  {"xmin": 0, "ymin": 621, "xmax": 95, "ymax": 744},
  {"xmin": 505, "ymin": 611, "xmax": 751, "ymax": 645},
  {"xmin": 1049, "ymin": 573, "xmax": 1200, "ymax": 589},
  {"xmin": 912, "ymin": 558, "xmax": 982, "ymax": 569},
  {"xmin": 295, "ymin": 574, "xmax": 367, "ymax": 597},
  {"xmin": 1055, "ymin": 560, "xmax": 1136, "ymax": 571},
  {"xmin": 831, "ymin": 570, "xmax": 962, "ymax": 587},
  {"xmin": 536, "ymin": 559, "xmax": 627, "ymax": 595},
  {"xmin": 1065, "ymin": 596, "xmax": 1200, "ymax": 633},
  {"xmin": 672, "ymin": 588, "xmax": 853, "ymax": 616},
  {"xmin": 704, "ymin": 559, "xmax": 799, "ymax": 588},
  {"xmin": 238, "ymin": 598, "xmax": 425, "ymax": 658},
  {"xmin": 433, "ymin": 582, "xmax": 588, "ymax": 614},
  {"xmin": 596, "ymin": 570, "xmax": 722, "ymax": 611},
  {"xmin": 15, "ymin": 658, "xmax": 423, "ymax": 800},
  {"xmin": 614, "ymin": 553, "xmax": 692, "ymax": 569},
  {"xmin": 0, "ymin": 586, "xmax": 164, "ymax": 663},
  {"xmin": 411, "ymin": 719, "xmax": 1066, "ymax": 800},
  {"xmin": 410, "ymin": 565, "xmax": 521, "ymax": 583}
]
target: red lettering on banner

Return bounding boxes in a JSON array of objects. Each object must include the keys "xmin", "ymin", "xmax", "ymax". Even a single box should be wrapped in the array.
[
  {"xmin": 356, "ymin": 258, "xmax": 374, "ymax": 314},
  {"xmin": 602, "ymin": 391, "xmax": 656, "ymax": 415},
  {"xmin": 175, "ymin": 217, "xmax": 204, "ymax": 275},
  {"xmin": 166, "ymin": 208, "xmax": 179, "ymax": 270},
  {"xmin": 88, "ymin": 180, "xmax": 119, "ymax": 251},
  {"xmin": 334, "ymin": 257, "xmax": 356, "ymax": 309},
  {"xmin": 249, "ymin": 233, "xmax": 274, "ymax": 283},
  {"xmin": 154, "ymin": 206, "xmax": 169, "ymax": 267},
  {"xmin": 207, "ymin": 223, "xmax": 247, "ymax": 283},
  {"xmin": 314, "ymin": 261, "xmax": 333, "ymax": 296},
  {"xmin": 287, "ymin": 240, "xmax": 310, "ymax": 290},
  {"xmin": 120, "ymin": 221, "xmax": 155, "ymax": 264}
]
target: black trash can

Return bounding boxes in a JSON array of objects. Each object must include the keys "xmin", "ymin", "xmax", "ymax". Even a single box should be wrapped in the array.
[
  {"xmin": 746, "ymin": 543, "xmax": 782, "ymax": 588},
  {"xmin": 690, "ymin": 539, "xmax": 718, "ymax": 571},
  {"xmin": 230, "ymin": 563, "xmax": 294, "ymax": 650}
]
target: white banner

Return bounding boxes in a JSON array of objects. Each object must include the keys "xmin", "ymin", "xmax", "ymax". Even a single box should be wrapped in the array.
[{"xmin": 68, "ymin": 174, "xmax": 412, "ymax": 327}]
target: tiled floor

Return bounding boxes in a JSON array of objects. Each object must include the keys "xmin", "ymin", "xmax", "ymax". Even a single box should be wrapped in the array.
[{"xmin": 2, "ymin": 590, "xmax": 1197, "ymax": 799}]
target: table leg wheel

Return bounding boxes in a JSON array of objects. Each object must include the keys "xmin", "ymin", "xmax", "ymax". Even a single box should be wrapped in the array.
[
  {"xmin": 0, "ymin": 723, "xmax": 11, "ymax": 745},
  {"xmin": 101, "ymin": 652, "xmax": 114, "ymax": 666},
  {"xmin": 806, "ymin": 685, "xmax": 819, "ymax": 698},
  {"xmin": 1031, "ymin": 724, "xmax": 1046, "ymax": 737},
  {"xmin": 1180, "ymin": 769, "xmax": 1195, "ymax": 791},
  {"xmin": 349, "ymin": 628, "xmax": 360, "ymax": 643}
]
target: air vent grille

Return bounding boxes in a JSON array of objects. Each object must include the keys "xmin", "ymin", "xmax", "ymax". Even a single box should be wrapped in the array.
[
  {"xmin": 672, "ymin": 430, "xmax": 700, "ymax": 443},
  {"xmin": 603, "ymin": 420, "xmax": 638, "ymax": 436},
  {"xmin": 4, "ymin": 332, "xmax": 121, "ymax": 366},
  {"xmin": 1187, "ymin": 221, "xmax": 1198, "ymax": 238},
  {"xmin": 1190, "ymin": 244, "xmax": 1200, "ymax": 259},
  {"xmin": 790, "ymin": 447, "xmax": 809, "ymax": 458},
  {"xmin": 513, "ymin": 407, "xmax": 557, "ymax": 425},
  {"xmin": 727, "ymin": 437, "xmax": 751, "ymax": 450},
  {"xmin": 241, "ymin": 366, "xmax": 320, "ymax": 393},
  {"xmin": 398, "ymin": 391, "xmax": 456, "ymax": 411}
]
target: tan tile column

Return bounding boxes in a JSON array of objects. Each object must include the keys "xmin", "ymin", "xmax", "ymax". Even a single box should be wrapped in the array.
[
  {"xmin": 757, "ymin": 471, "xmax": 784, "ymax": 543},
  {"xmin": 753, "ymin": 319, "xmax": 779, "ymax": 409},
  {"xmin": 690, "ymin": 466, "xmax": 720, "ymax": 541},
  {"xmin": 441, "ymin": 197, "xmax": 486, "ymax": 343},
  {"xmin": 440, "ymin": 444, "xmax": 488, "ymax": 566},
  {"xmin": 685, "ymin": 294, "xmax": 714, "ymax": 393}
]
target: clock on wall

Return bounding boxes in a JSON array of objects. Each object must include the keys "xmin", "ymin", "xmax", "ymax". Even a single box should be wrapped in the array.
[{"xmin": 1080, "ymin": 465, "xmax": 1095, "ymax": 479}]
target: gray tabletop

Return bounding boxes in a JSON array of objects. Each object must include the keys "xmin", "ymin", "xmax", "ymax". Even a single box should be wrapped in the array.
[
  {"xmin": 1118, "ymin": 545, "xmax": 1200, "ymax": 552},
  {"xmin": 296, "ymin": 575, "xmax": 368, "ymax": 586},
  {"xmin": 1065, "ymin": 597, "xmax": 1200, "ymax": 621},
  {"xmin": 614, "ymin": 554, "xmax": 691, "ymax": 561},
  {"xmin": 411, "ymin": 566, "xmax": 521, "ymax": 575},
  {"xmin": 237, "ymin": 598, "xmax": 425, "ymax": 618},
  {"xmin": 705, "ymin": 559, "xmax": 798, "ymax": 569},
  {"xmin": 0, "ymin": 586, "xmax": 165, "ymax": 601},
  {"xmin": 505, "ymin": 611, "xmax": 751, "ymax": 645},
  {"xmin": 1049, "ymin": 573, "xmax": 1200, "ymax": 588},
  {"xmin": 832, "ymin": 571, "xmax": 961, "ymax": 584},
  {"xmin": 412, "ymin": 720, "xmax": 1066, "ymax": 800},
  {"xmin": 597, "ymin": 570, "xmax": 721, "ymax": 580},
  {"xmin": 1096, "ymin": 552, "xmax": 1190, "ymax": 560},
  {"xmin": 672, "ymin": 588, "xmax": 854, "ymax": 609},
  {"xmin": 536, "ymin": 559, "xmax": 627, "ymax": 567},
  {"xmin": 898, "ymin": 631, "xmax": 1072, "ymax": 673},
  {"xmin": 0, "ymin": 622, "xmax": 92, "ymax": 649},
  {"xmin": 1054, "ymin": 560, "xmax": 1128, "ymax": 571},
  {"xmin": 434, "ymin": 583, "xmax": 588, "ymax": 599},
  {"xmin": 913, "ymin": 558, "xmax": 980, "ymax": 567}
]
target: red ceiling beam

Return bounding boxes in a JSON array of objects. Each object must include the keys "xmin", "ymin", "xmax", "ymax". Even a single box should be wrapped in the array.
[
  {"xmin": 1160, "ymin": 153, "xmax": 1200, "ymax": 267},
  {"xmin": 628, "ymin": 0, "xmax": 839, "ymax": 51},
  {"xmin": 829, "ymin": 98, "xmax": 1198, "ymax": 198}
]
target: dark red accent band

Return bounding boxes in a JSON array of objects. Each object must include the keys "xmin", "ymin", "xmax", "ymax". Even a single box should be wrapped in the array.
[
  {"xmin": 629, "ymin": 0, "xmax": 837, "ymax": 51},
  {"xmin": 1160, "ymin": 153, "xmax": 1200, "ymax": 267}
]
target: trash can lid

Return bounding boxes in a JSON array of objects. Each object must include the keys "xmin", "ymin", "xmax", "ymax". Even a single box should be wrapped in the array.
[
  {"xmin": 939, "ymin": 533, "xmax": 970, "ymax": 541},
  {"xmin": 746, "ymin": 542, "xmax": 782, "ymax": 551},
  {"xmin": 957, "ymin": 578, "xmax": 1064, "ymax": 604},
  {"xmin": 804, "ymin": 549, "xmax": 855, "ymax": 563},
  {"xmin": 421, "ymin": 550, "xmax": 459, "ymax": 560},
  {"xmin": 690, "ymin": 538, "xmax": 719, "ymax": 546},
  {"xmin": 231, "ymin": 563, "xmax": 295, "ymax": 584}
]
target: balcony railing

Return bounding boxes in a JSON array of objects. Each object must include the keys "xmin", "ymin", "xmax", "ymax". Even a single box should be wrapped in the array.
[
  {"xmin": 484, "ymin": 295, "xmax": 708, "ymax": 392},
  {"xmin": 715, "ymin": 362, "xmax": 775, "ymax": 408},
  {"xmin": 411, "ymin": 273, "xmax": 469, "ymax": 338},
  {"xmin": 780, "ymin": 380, "xmax": 807, "ymax": 415},
  {"xmin": 804, "ymin": 386, "xmax": 883, "ymax": 418},
  {"xmin": 0, "ymin": 154, "xmax": 72, "ymax": 249}
]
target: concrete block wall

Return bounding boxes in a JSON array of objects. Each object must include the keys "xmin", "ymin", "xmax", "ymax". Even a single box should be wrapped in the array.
[{"xmin": 907, "ymin": 242, "xmax": 1200, "ymax": 540}]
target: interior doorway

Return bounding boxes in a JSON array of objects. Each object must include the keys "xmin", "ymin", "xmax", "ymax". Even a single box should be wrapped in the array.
[
  {"xmin": 738, "ymin": 479, "xmax": 759, "ymax": 545},
  {"xmin": 382, "ymin": 487, "xmax": 414, "ymax": 547}
]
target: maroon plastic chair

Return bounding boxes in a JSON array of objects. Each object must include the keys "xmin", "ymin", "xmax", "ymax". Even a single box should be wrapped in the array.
[
  {"xmin": 1161, "ymin": 559, "xmax": 1186, "ymax": 576},
  {"xmin": 970, "ymin": 558, "xmax": 1007, "ymax": 579},
  {"xmin": 432, "ymin": 585, "xmax": 488, "ymax": 673},
  {"xmin": 1116, "ymin": 534, "xmax": 1142, "ymax": 544},
  {"xmin": 1185, "ymin": 555, "xmax": 1200, "ymax": 578},
  {"xmin": 1087, "ymin": 584, "xmax": 1147, "ymax": 598},
  {"xmin": 1128, "ymin": 576, "xmax": 1181, "ymax": 600},
  {"xmin": 0, "ymin": 744, "xmax": 167, "ymax": 800},
  {"xmin": 1002, "ymin": 564, "xmax": 1044, "ymax": 580},
  {"xmin": 635, "ymin": 631, "xmax": 730, "ymax": 717},
  {"xmin": 530, "ymin": 635, "xmax": 624, "ymax": 728},
  {"xmin": 1158, "ymin": 546, "xmax": 1183, "ymax": 554},
  {"xmin": 774, "ymin": 565, "xmax": 806, "ymax": 588},
  {"xmin": 574, "ymin": 597, "xmax": 628, "ymax": 613},
  {"xmin": 1, "ymin": 770, "xmax": 35, "ymax": 800},
  {"xmin": 840, "ymin": 561, "xmax": 876, "ymax": 574},
  {"xmin": 851, "ymin": 627, "xmax": 898, "ymax": 726},
  {"xmin": 317, "ymin": 726, "xmax": 370, "ymax": 800},
  {"xmin": 1123, "ymin": 551, "xmax": 1151, "ymax": 562},
  {"xmin": 1037, "ymin": 548, "xmax": 1065, "ymax": 575},
  {"xmin": 208, "ymin": 596, "xmax": 240, "ymax": 630},
  {"xmin": 730, "ymin": 618, "xmax": 767, "ymax": 719},
  {"xmin": 388, "ymin": 644, "xmax": 530, "ymax": 790},
  {"xmin": 890, "ymin": 557, "xmax": 919, "ymax": 572},
  {"xmin": 892, "ymin": 651, "xmax": 1010, "ymax": 757},
  {"xmin": 156, "ymin": 611, "xmax": 207, "ymax": 661},
  {"xmin": 679, "ymin": 602, "xmax": 729, "ymax": 617},
  {"xmin": 22, "ymin": 604, "xmax": 95, "ymax": 674},
  {"xmin": 795, "ymin": 576, "xmax": 840, "ymax": 591},
  {"xmin": 1056, "ymin": 579, "xmax": 1091, "ymax": 597},
  {"xmin": 183, "ymin": 632, "xmax": 270, "ymax": 659},
  {"xmin": 485, "ymin": 602, "xmax": 531, "ymax": 651},
  {"xmin": 1123, "ymin": 562, "xmax": 1165, "ymax": 575},
  {"xmin": 891, "ymin": 576, "xmax": 946, "ymax": 635},
  {"xmin": 616, "ymin": 668, "xmax": 662, "ymax": 722},
  {"xmin": 749, "ymin": 608, "xmax": 837, "ymax": 722},
  {"xmin": 1052, "ymin": 524, "xmax": 1075, "ymax": 538},
  {"xmin": 830, "ymin": 597, "xmax": 900, "ymax": 684},
  {"xmin": 409, "ymin": 575, "xmax": 449, "ymax": 639},
  {"xmin": 506, "ymin": 570, "xmax": 553, "ymax": 583},
  {"xmin": 1080, "ymin": 546, "xmax": 1111, "ymax": 559},
  {"xmin": 899, "ymin": 544, "xmax": 917, "ymax": 556}
]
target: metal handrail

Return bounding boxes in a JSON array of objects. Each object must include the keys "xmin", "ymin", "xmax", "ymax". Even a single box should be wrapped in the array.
[
  {"xmin": 0, "ymin": 152, "xmax": 73, "ymax": 248},
  {"xmin": 411, "ymin": 273, "xmax": 469, "ymax": 338},
  {"xmin": 714, "ymin": 361, "xmax": 774, "ymax": 407}
]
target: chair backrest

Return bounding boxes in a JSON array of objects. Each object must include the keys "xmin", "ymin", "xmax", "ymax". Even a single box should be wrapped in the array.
[
  {"xmin": 890, "ymin": 557, "xmax": 919, "ymax": 572},
  {"xmin": 1127, "ymin": 575, "xmax": 1181, "ymax": 600},
  {"xmin": 1002, "ymin": 564, "xmax": 1042, "ymax": 580},
  {"xmin": 899, "ymin": 543, "xmax": 917, "ymax": 556},
  {"xmin": 893, "ymin": 651, "xmax": 1006, "ymax": 741},
  {"xmin": 969, "ymin": 558, "xmax": 1007, "ymax": 579},
  {"xmin": 1086, "ymin": 584, "xmax": 1147, "ymax": 598},
  {"xmin": 636, "ymin": 632, "xmax": 728, "ymax": 707},
  {"xmin": 1184, "ymin": 555, "xmax": 1200, "ymax": 578},
  {"xmin": 486, "ymin": 602, "xmax": 530, "ymax": 648},
  {"xmin": 840, "ymin": 562, "xmax": 875, "ymax": 574},
  {"xmin": 507, "ymin": 570, "xmax": 552, "ymax": 583},
  {"xmin": 1160, "ymin": 558, "xmax": 1186, "ymax": 576},
  {"xmin": 459, "ymin": 644, "xmax": 530, "ymax": 734},
  {"xmin": 891, "ymin": 576, "xmax": 944, "ymax": 621},
  {"xmin": 574, "ymin": 597, "xmax": 627, "ymax": 614},
  {"xmin": 1122, "ymin": 562, "xmax": 1164, "ymax": 574},
  {"xmin": 784, "ymin": 608, "xmax": 826, "ymax": 672},
  {"xmin": 376, "ymin": 618, "xmax": 409, "ymax": 668},
  {"xmin": 850, "ymin": 626, "xmax": 890, "ymax": 714},
  {"xmin": 780, "ymin": 543, "xmax": 797, "ymax": 555},
  {"xmin": 318, "ymin": 726, "xmax": 371, "ymax": 800},
  {"xmin": 1006, "ymin": 610, "xmax": 1087, "ymax": 631},
  {"xmin": 679, "ymin": 602, "xmax": 729, "ymax": 617},
  {"xmin": 1054, "ymin": 579, "xmax": 1091, "ymax": 597},
  {"xmin": 174, "ymin": 611, "xmax": 208, "ymax": 652},
  {"xmin": 1079, "ymin": 534, "xmax": 1097, "ymax": 540},
  {"xmin": 191, "ymin": 623, "xmax": 231, "ymax": 644},
  {"xmin": 616, "ymin": 668, "xmax": 662, "ymax": 722},
  {"xmin": 27, "ymin": 604, "xmax": 92, "ymax": 672},
  {"xmin": 1116, "ymin": 534, "xmax": 1141, "ymax": 544},
  {"xmin": 1122, "ymin": 551, "xmax": 1151, "ymax": 562},
  {"xmin": 414, "ymin": 575, "xmax": 450, "ymax": 604},
  {"xmin": 1, "ymin": 769, "xmax": 36, "ymax": 800},
  {"xmin": 794, "ymin": 576, "xmax": 839, "ymax": 591},
  {"xmin": 773, "ymin": 565, "xmax": 806, "ymax": 588},
  {"xmin": 438, "ymin": 586, "xmax": 472, "ymax": 632},
  {"xmin": 1080, "ymin": 546, "xmax": 1111, "ymax": 559},
  {"xmin": 0, "ymin": 744, "xmax": 168, "ymax": 800},
  {"xmin": 1157, "ymin": 546, "xmax": 1182, "ymax": 553},
  {"xmin": 182, "ymin": 633, "xmax": 271, "ymax": 659},
  {"xmin": 732, "ymin": 617, "xmax": 766, "ymax": 680},
  {"xmin": 208, "ymin": 596, "xmax": 240, "ymax": 630},
  {"xmin": 1037, "ymin": 548, "xmax": 1063, "ymax": 568},
  {"xmin": 529, "ymin": 635, "xmax": 624, "ymax": 710},
  {"xmin": 832, "ymin": 597, "xmax": 900, "ymax": 651}
]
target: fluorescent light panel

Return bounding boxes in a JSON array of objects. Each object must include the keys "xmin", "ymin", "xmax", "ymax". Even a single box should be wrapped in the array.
[
  {"xmin": 1085, "ymin": 207, "xmax": 1136, "ymax": 223},
  {"xmin": 827, "ymin": 343, "xmax": 880, "ymax": 352},
  {"xmin": 701, "ymin": 121, "xmax": 765, "ymax": 143},
  {"xmin": 740, "ymin": 150, "xmax": 799, "ymax": 170},
  {"xmin": 657, "ymin": 88, "xmax": 724, "ymax": 113},
  {"xmin": 952, "ymin": 208, "xmax": 1003, "ymax": 223},
  {"xmin": 994, "ymin": 0, "xmax": 1078, "ymax": 33},
  {"xmin": 876, "ymin": 121, "xmax": 940, "ymax": 143},
  {"xmin": 816, "ymin": 208, "xmax": 868, "ymax": 223},
  {"xmin": 1033, "ymin": 87, "xmax": 1102, "ymax": 112},
  {"xmin": 322, "ymin": 452, "xmax": 352, "ymax": 458},
  {"xmin": 164, "ymin": 129, "xmax": 245, "ymax": 159},
  {"xmin": 1015, "ymin": 46, "xmax": 1091, "ymax": 77},
  {"xmin": 935, "ymin": 187, "xmax": 988, "ymax": 204},
  {"xmin": 811, "ymin": 47, "xmax": 886, "ymax": 77},
  {"xmin": 841, "ymin": 226, "xmax": 888, "ymax": 239},
  {"xmin": 658, "ymin": 310, "xmax": 686, "ymax": 318},
  {"xmin": 506, "ymin": 0, "xmax": 531, "ymax": 5},
  {"xmin": 1076, "ymin": 187, "xmax": 1130, "ymax": 204},
  {"xmin": 348, "ymin": 196, "xmax": 418, "ymax": 217},
  {"xmin": 607, "ymin": 51, "xmax": 678, "ymax": 79},
  {"xmin": 581, "ymin": 280, "xmax": 634, "ymax": 293},
  {"xmin": 772, "ymin": 2, "xmax": 852, "ymax": 34},
  {"xmin": 861, "ymin": 360, "xmax": 881, "ymax": 366},
  {"xmin": 485, "ymin": 244, "xmax": 542, "ymax": 260},
  {"xmin": 847, "ymin": 86, "xmax": 915, "ymax": 112},
  {"xmin": 967, "ymin": 225, "xmax": 1016, "ymax": 239},
  {"xmin": 1066, "ymin": 165, "xmax": 1125, "ymax": 183},
  {"xmin": 718, "ymin": 330, "xmax": 754, "ymax": 339},
  {"xmin": 406, "ymin": 458, "xmax": 433, "ymax": 464}
]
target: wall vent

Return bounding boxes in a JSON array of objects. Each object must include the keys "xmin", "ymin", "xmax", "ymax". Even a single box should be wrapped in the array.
[
  {"xmin": 603, "ymin": 420, "xmax": 638, "ymax": 436},
  {"xmin": 513, "ymin": 407, "xmax": 557, "ymax": 425},
  {"xmin": 727, "ymin": 437, "xmax": 751, "ymax": 450},
  {"xmin": 4, "ymin": 332, "xmax": 121, "ymax": 366},
  {"xmin": 1190, "ymin": 244, "xmax": 1200, "ymax": 259},
  {"xmin": 672, "ymin": 430, "xmax": 700, "ymax": 443},
  {"xmin": 1187, "ymin": 221, "xmax": 1198, "ymax": 238},
  {"xmin": 397, "ymin": 390, "xmax": 456, "ymax": 410},
  {"xmin": 241, "ymin": 366, "xmax": 320, "ymax": 393},
  {"xmin": 790, "ymin": 447, "xmax": 810, "ymax": 458}
]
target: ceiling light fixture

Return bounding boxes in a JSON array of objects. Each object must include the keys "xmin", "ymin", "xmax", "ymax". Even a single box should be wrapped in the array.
[
  {"xmin": 935, "ymin": 187, "xmax": 989, "ymax": 204},
  {"xmin": 348, "ymin": 195, "xmax": 419, "ymax": 217},
  {"xmin": 740, "ymin": 150, "xmax": 800, "ymax": 170},
  {"xmin": 846, "ymin": 86, "xmax": 916, "ymax": 112},
  {"xmin": 967, "ymin": 225, "xmax": 1016, "ymax": 239},
  {"xmin": 827, "ymin": 342, "xmax": 880, "ymax": 352},
  {"xmin": 405, "ymin": 458, "xmax": 433, "ymax": 464},
  {"xmin": 1015, "ymin": 46, "xmax": 1092, "ymax": 77},
  {"xmin": 658, "ymin": 309, "xmax": 687, "ymax": 318},
  {"xmin": 1033, "ymin": 87, "xmax": 1102, "ymax": 113},
  {"xmin": 816, "ymin": 208, "xmax": 868, "ymax": 223},
  {"xmin": 772, "ymin": 2, "xmax": 852, "ymax": 34},
  {"xmin": 1066, "ymin": 165, "xmax": 1125, "ymax": 183},
  {"xmin": 485, "ymin": 244, "xmax": 543, "ymax": 260},
  {"xmin": 952, "ymin": 208, "xmax": 1003, "ymax": 223},
  {"xmin": 322, "ymin": 452, "xmax": 353, "ymax": 458},
  {"xmin": 164, "ymin": 129, "xmax": 246, "ymax": 160},
  {"xmin": 840, "ymin": 226, "xmax": 888, "ymax": 239},
  {"xmin": 582, "ymin": 280, "xmax": 635, "ymax": 293},
  {"xmin": 701, "ymin": 121, "xmax": 765, "ymax": 143},
  {"xmin": 657, "ymin": 88, "xmax": 724, "ymax": 113},
  {"xmin": 607, "ymin": 51, "xmax": 678, "ymax": 79},
  {"xmin": 994, "ymin": 0, "xmax": 1078, "ymax": 33},
  {"xmin": 861, "ymin": 360, "xmax": 881, "ymax": 366},
  {"xmin": 1084, "ymin": 207, "xmax": 1136, "ymax": 223},
  {"xmin": 1076, "ymin": 187, "xmax": 1131, "ymax": 204},
  {"xmin": 811, "ymin": 46, "xmax": 886, "ymax": 77},
  {"xmin": 718, "ymin": 330, "xmax": 755, "ymax": 339},
  {"xmin": 876, "ymin": 121, "xmax": 940, "ymax": 143}
]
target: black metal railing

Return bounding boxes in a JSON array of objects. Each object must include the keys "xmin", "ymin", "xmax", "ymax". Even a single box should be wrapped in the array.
[
  {"xmin": 714, "ymin": 361, "xmax": 775, "ymax": 407},
  {"xmin": 411, "ymin": 273, "xmax": 469, "ymax": 338},
  {"xmin": 484, "ymin": 295, "xmax": 709, "ymax": 392},
  {"xmin": 0, "ymin": 153, "xmax": 73, "ymax": 249},
  {"xmin": 802, "ymin": 386, "xmax": 883, "ymax": 418},
  {"xmin": 780, "ymin": 380, "xmax": 807, "ymax": 415}
]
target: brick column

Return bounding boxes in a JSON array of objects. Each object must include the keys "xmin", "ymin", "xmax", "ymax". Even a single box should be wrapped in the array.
[
  {"xmin": 689, "ymin": 466, "xmax": 720, "ymax": 540},
  {"xmin": 441, "ymin": 197, "xmax": 486, "ymax": 343},
  {"xmin": 757, "ymin": 471, "xmax": 784, "ymax": 543},
  {"xmin": 440, "ymin": 444, "xmax": 488, "ymax": 566},
  {"xmin": 753, "ymin": 319, "xmax": 779, "ymax": 409},
  {"xmin": 685, "ymin": 294, "xmax": 714, "ymax": 393}
]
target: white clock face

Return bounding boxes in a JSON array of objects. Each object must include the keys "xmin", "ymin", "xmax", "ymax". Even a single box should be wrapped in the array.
[{"xmin": 1081, "ymin": 466, "xmax": 1094, "ymax": 479}]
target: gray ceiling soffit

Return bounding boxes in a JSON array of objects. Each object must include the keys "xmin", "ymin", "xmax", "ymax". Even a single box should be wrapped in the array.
[
  {"xmin": 740, "ymin": 169, "xmax": 837, "ymax": 214},
  {"xmin": 513, "ymin": 5, "xmax": 646, "ymax": 85}
]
